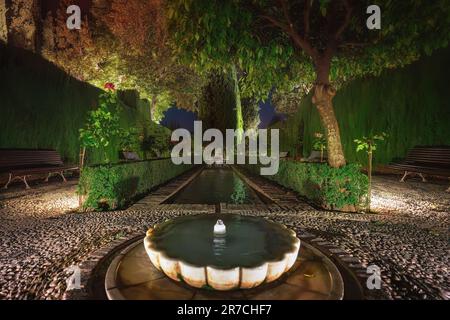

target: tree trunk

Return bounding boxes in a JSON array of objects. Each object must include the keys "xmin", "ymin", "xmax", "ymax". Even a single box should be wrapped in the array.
[
  {"xmin": 78, "ymin": 147, "xmax": 86, "ymax": 208},
  {"xmin": 231, "ymin": 64, "xmax": 244, "ymax": 144},
  {"xmin": 312, "ymin": 84, "xmax": 346, "ymax": 168},
  {"xmin": 367, "ymin": 149, "xmax": 373, "ymax": 211},
  {"xmin": 312, "ymin": 57, "xmax": 346, "ymax": 168},
  {"xmin": 150, "ymin": 95, "xmax": 158, "ymax": 122},
  {"xmin": 79, "ymin": 147, "xmax": 86, "ymax": 169}
]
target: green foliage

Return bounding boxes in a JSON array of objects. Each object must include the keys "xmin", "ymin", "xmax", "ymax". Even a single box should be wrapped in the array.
[
  {"xmin": 168, "ymin": 0, "xmax": 450, "ymax": 103},
  {"xmin": 312, "ymin": 132, "xmax": 327, "ymax": 152},
  {"xmin": 79, "ymin": 90, "xmax": 123, "ymax": 162},
  {"xmin": 78, "ymin": 159, "xmax": 192, "ymax": 211},
  {"xmin": 152, "ymin": 91, "xmax": 174, "ymax": 123},
  {"xmin": 275, "ymin": 48, "xmax": 450, "ymax": 164},
  {"xmin": 354, "ymin": 133, "xmax": 388, "ymax": 154},
  {"xmin": 230, "ymin": 177, "xmax": 247, "ymax": 204},
  {"xmin": 141, "ymin": 122, "xmax": 171, "ymax": 158},
  {"xmin": 119, "ymin": 127, "xmax": 140, "ymax": 152},
  {"xmin": 0, "ymin": 45, "xmax": 164, "ymax": 165},
  {"xmin": 243, "ymin": 161, "xmax": 368, "ymax": 210},
  {"xmin": 198, "ymin": 70, "xmax": 237, "ymax": 132},
  {"xmin": 354, "ymin": 132, "xmax": 387, "ymax": 211},
  {"xmin": 168, "ymin": 0, "xmax": 293, "ymax": 100}
]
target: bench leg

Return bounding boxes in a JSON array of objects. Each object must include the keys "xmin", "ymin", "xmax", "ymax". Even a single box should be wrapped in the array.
[
  {"xmin": 3, "ymin": 173, "xmax": 12, "ymax": 189},
  {"xmin": 21, "ymin": 176, "xmax": 31, "ymax": 189},
  {"xmin": 45, "ymin": 172, "xmax": 52, "ymax": 182},
  {"xmin": 57, "ymin": 171, "xmax": 67, "ymax": 183},
  {"xmin": 3, "ymin": 174, "xmax": 29, "ymax": 189},
  {"xmin": 418, "ymin": 173, "xmax": 427, "ymax": 182},
  {"xmin": 400, "ymin": 171, "xmax": 427, "ymax": 182},
  {"xmin": 45, "ymin": 171, "xmax": 67, "ymax": 183},
  {"xmin": 400, "ymin": 171, "xmax": 409, "ymax": 182}
]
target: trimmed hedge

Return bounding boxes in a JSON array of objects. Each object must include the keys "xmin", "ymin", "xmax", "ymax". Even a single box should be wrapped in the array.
[
  {"xmin": 0, "ymin": 44, "xmax": 153, "ymax": 165},
  {"xmin": 242, "ymin": 160, "xmax": 368, "ymax": 211},
  {"xmin": 78, "ymin": 159, "xmax": 193, "ymax": 211},
  {"xmin": 273, "ymin": 47, "xmax": 450, "ymax": 165}
]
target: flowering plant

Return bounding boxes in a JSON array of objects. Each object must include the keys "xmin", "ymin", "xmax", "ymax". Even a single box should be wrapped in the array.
[{"xmin": 104, "ymin": 82, "xmax": 116, "ymax": 91}]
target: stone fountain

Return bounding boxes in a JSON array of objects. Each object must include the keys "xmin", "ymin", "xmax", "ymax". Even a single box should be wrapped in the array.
[{"xmin": 143, "ymin": 214, "xmax": 301, "ymax": 290}]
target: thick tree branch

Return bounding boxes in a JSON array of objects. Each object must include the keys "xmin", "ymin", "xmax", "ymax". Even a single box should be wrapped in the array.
[
  {"xmin": 333, "ymin": 0, "xmax": 352, "ymax": 41},
  {"xmin": 259, "ymin": 14, "xmax": 291, "ymax": 34},
  {"xmin": 323, "ymin": 0, "xmax": 353, "ymax": 62},
  {"xmin": 278, "ymin": 0, "xmax": 294, "ymax": 30},
  {"xmin": 259, "ymin": 14, "xmax": 316, "ymax": 58},
  {"xmin": 303, "ymin": 0, "xmax": 311, "ymax": 37}
]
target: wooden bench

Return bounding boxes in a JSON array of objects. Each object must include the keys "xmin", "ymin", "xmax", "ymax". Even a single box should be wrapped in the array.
[
  {"xmin": 387, "ymin": 146, "xmax": 450, "ymax": 192},
  {"xmin": 0, "ymin": 149, "xmax": 79, "ymax": 189}
]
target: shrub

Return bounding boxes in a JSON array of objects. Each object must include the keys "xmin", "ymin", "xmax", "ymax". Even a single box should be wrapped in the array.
[
  {"xmin": 141, "ymin": 121, "xmax": 171, "ymax": 158},
  {"xmin": 79, "ymin": 87, "xmax": 123, "ymax": 165},
  {"xmin": 242, "ymin": 160, "xmax": 368, "ymax": 211},
  {"xmin": 119, "ymin": 127, "xmax": 141, "ymax": 152},
  {"xmin": 78, "ymin": 159, "xmax": 192, "ymax": 211}
]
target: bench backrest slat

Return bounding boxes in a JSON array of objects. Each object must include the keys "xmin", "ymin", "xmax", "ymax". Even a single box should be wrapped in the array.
[
  {"xmin": 0, "ymin": 149, "xmax": 63, "ymax": 169},
  {"xmin": 404, "ymin": 146, "xmax": 450, "ymax": 166}
]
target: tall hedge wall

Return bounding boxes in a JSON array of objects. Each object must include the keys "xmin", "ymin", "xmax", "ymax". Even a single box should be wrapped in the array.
[
  {"xmin": 275, "ymin": 47, "xmax": 450, "ymax": 165},
  {"xmin": 0, "ymin": 44, "xmax": 152, "ymax": 165},
  {"xmin": 78, "ymin": 159, "xmax": 193, "ymax": 210}
]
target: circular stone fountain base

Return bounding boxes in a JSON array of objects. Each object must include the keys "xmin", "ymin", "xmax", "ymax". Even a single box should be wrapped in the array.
[{"xmin": 105, "ymin": 239, "xmax": 344, "ymax": 300}]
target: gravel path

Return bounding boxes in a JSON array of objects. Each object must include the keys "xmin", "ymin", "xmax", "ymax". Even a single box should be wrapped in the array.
[
  {"xmin": 0, "ymin": 177, "xmax": 448, "ymax": 300},
  {"xmin": 0, "ymin": 180, "xmax": 79, "ymax": 221}
]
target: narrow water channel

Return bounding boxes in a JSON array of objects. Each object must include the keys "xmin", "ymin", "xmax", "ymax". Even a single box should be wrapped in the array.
[{"xmin": 168, "ymin": 167, "xmax": 262, "ymax": 205}]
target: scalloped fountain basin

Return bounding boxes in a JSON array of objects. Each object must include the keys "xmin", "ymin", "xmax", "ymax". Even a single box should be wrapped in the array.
[{"xmin": 144, "ymin": 214, "xmax": 301, "ymax": 290}]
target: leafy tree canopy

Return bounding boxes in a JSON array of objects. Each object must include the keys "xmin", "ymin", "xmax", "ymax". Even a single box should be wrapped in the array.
[
  {"xmin": 42, "ymin": 0, "xmax": 205, "ymax": 113},
  {"xmin": 168, "ymin": 0, "xmax": 450, "ymax": 112}
]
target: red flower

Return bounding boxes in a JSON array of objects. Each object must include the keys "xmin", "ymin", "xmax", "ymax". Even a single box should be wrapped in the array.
[{"xmin": 104, "ymin": 82, "xmax": 116, "ymax": 91}]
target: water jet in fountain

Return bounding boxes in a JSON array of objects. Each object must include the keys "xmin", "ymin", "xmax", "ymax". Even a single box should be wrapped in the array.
[{"xmin": 213, "ymin": 219, "xmax": 226, "ymax": 236}]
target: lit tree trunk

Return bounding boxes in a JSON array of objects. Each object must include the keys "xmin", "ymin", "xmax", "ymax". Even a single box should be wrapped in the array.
[
  {"xmin": 78, "ymin": 147, "xmax": 86, "ymax": 208},
  {"xmin": 150, "ymin": 95, "xmax": 158, "ymax": 122},
  {"xmin": 79, "ymin": 147, "xmax": 87, "ymax": 169},
  {"xmin": 231, "ymin": 64, "xmax": 244, "ymax": 144},
  {"xmin": 0, "ymin": 0, "xmax": 7, "ymax": 43},
  {"xmin": 367, "ymin": 147, "xmax": 373, "ymax": 211},
  {"xmin": 312, "ymin": 58, "xmax": 346, "ymax": 168}
]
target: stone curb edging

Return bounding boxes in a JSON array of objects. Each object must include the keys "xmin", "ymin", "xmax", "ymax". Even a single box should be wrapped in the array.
[
  {"xmin": 231, "ymin": 166, "xmax": 278, "ymax": 204},
  {"xmin": 62, "ymin": 227, "xmax": 372, "ymax": 300},
  {"xmin": 62, "ymin": 232, "xmax": 144, "ymax": 300},
  {"xmin": 296, "ymin": 231, "xmax": 373, "ymax": 299},
  {"xmin": 158, "ymin": 167, "xmax": 204, "ymax": 204}
]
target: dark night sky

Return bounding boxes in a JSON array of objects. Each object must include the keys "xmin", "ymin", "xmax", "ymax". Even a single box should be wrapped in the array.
[{"xmin": 160, "ymin": 100, "xmax": 285, "ymax": 132}]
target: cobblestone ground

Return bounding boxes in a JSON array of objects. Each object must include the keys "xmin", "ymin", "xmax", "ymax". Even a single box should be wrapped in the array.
[{"xmin": 0, "ymin": 176, "xmax": 448, "ymax": 300}]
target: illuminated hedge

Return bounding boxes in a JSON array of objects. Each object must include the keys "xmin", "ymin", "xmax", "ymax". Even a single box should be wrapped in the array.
[
  {"xmin": 242, "ymin": 160, "xmax": 368, "ymax": 211},
  {"xmin": 78, "ymin": 159, "xmax": 192, "ymax": 211}
]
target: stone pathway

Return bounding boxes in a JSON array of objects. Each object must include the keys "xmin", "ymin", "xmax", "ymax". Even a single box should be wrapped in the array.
[
  {"xmin": 0, "ymin": 179, "xmax": 78, "ymax": 222},
  {"xmin": 0, "ymin": 172, "xmax": 448, "ymax": 300},
  {"xmin": 130, "ymin": 168, "xmax": 203, "ymax": 209},
  {"xmin": 371, "ymin": 175, "xmax": 450, "ymax": 219}
]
